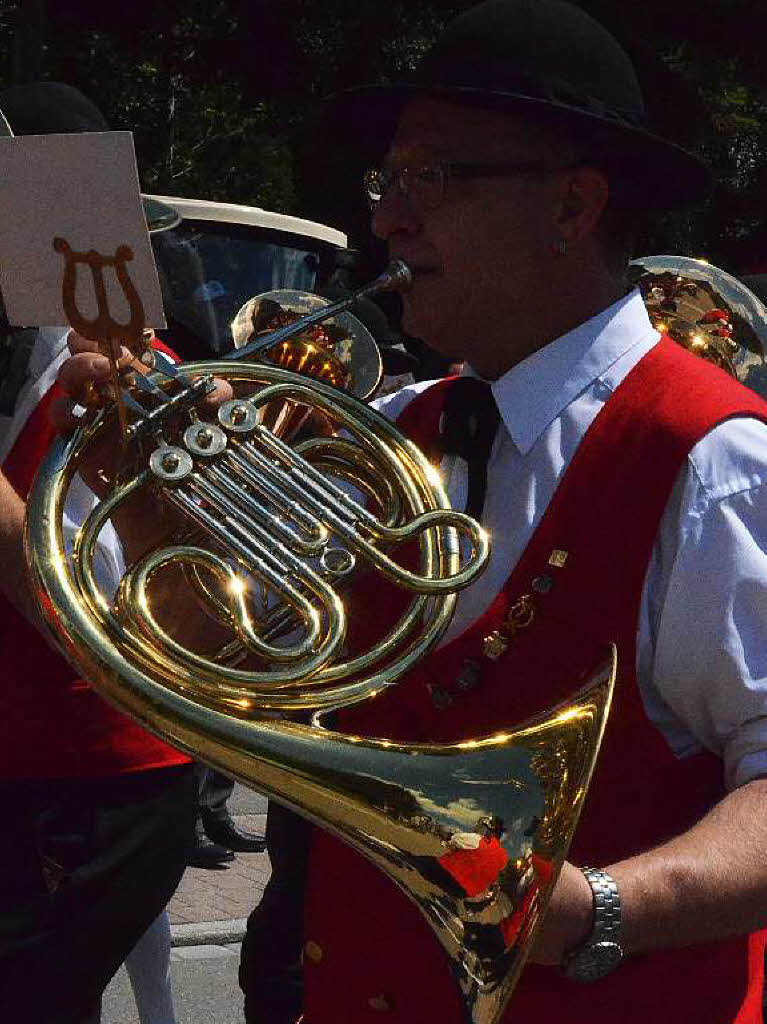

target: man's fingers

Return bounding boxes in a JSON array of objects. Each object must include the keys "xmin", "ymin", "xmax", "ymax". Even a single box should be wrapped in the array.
[
  {"xmin": 54, "ymin": 347, "xmax": 235, "ymax": 435},
  {"xmin": 199, "ymin": 377, "xmax": 235, "ymax": 412},
  {"xmin": 57, "ymin": 351, "xmax": 114, "ymax": 399},
  {"xmin": 52, "ymin": 350, "xmax": 115, "ymax": 433},
  {"xmin": 68, "ymin": 332, "xmax": 134, "ymax": 369},
  {"xmin": 68, "ymin": 331, "xmax": 99, "ymax": 356}
]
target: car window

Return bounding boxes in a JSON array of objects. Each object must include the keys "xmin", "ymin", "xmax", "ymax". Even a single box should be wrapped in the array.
[{"xmin": 151, "ymin": 217, "xmax": 325, "ymax": 360}]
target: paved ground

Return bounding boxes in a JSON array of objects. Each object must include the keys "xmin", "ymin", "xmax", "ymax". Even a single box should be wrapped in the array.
[
  {"xmin": 168, "ymin": 811, "xmax": 270, "ymax": 928},
  {"xmin": 104, "ymin": 945, "xmax": 244, "ymax": 1024},
  {"xmin": 168, "ymin": 782, "xmax": 270, "ymax": 933}
]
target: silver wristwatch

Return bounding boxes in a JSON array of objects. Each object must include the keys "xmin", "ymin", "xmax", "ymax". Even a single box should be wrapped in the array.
[{"xmin": 562, "ymin": 867, "xmax": 624, "ymax": 982}]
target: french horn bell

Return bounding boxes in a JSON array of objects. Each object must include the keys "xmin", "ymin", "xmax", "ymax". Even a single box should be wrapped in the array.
[
  {"xmin": 25, "ymin": 258, "xmax": 614, "ymax": 1023},
  {"xmin": 630, "ymin": 255, "xmax": 767, "ymax": 398}
]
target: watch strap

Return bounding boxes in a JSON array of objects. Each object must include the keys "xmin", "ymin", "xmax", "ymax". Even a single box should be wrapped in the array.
[
  {"xmin": 581, "ymin": 866, "xmax": 622, "ymax": 943},
  {"xmin": 561, "ymin": 867, "xmax": 624, "ymax": 981}
]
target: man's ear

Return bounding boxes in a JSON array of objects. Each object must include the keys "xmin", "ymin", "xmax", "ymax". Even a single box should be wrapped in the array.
[{"xmin": 555, "ymin": 167, "xmax": 610, "ymax": 246}]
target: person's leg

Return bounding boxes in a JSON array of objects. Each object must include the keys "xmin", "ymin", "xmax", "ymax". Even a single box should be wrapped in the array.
[
  {"xmin": 200, "ymin": 768, "xmax": 265, "ymax": 853},
  {"xmin": 239, "ymin": 803, "xmax": 311, "ymax": 1024},
  {"xmin": 0, "ymin": 780, "xmax": 106, "ymax": 1024},
  {"xmin": 199, "ymin": 767, "xmax": 235, "ymax": 819},
  {"xmin": 125, "ymin": 910, "xmax": 176, "ymax": 1024},
  {"xmin": 0, "ymin": 765, "xmax": 196, "ymax": 1024},
  {"xmin": 189, "ymin": 765, "xmax": 235, "ymax": 867}
]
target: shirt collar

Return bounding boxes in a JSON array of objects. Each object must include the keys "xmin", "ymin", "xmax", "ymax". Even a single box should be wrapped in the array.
[{"xmin": 469, "ymin": 289, "xmax": 659, "ymax": 455}]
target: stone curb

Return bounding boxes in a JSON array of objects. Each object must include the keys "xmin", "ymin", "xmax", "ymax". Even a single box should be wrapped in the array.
[{"xmin": 171, "ymin": 918, "xmax": 247, "ymax": 948}]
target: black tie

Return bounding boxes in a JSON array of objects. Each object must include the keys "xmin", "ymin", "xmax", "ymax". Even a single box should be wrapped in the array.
[{"xmin": 439, "ymin": 378, "xmax": 500, "ymax": 519}]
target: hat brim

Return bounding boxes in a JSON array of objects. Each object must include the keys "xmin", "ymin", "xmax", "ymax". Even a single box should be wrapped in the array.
[{"xmin": 323, "ymin": 82, "xmax": 712, "ymax": 210}]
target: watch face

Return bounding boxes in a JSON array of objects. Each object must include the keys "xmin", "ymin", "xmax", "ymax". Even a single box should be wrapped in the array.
[{"xmin": 568, "ymin": 941, "xmax": 623, "ymax": 982}]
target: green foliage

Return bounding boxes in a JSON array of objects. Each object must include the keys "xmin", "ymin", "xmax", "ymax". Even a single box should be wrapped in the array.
[
  {"xmin": 0, "ymin": 1, "xmax": 19, "ymax": 75},
  {"xmin": 1, "ymin": 0, "xmax": 766, "ymax": 269},
  {"xmin": 0, "ymin": 0, "xmax": 17, "ymax": 34}
]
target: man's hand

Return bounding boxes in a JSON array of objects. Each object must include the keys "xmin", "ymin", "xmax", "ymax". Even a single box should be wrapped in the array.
[
  {"xmin": 45, "ymin": 330, "xmax": 236, "ymax": 595},
  {"xmin": 49, "ymin": 332, "xmax": 136, "ymax": 433},
  {"xmin": 49, "ymin": 332, "xmax": 233, "ymax": 434}
]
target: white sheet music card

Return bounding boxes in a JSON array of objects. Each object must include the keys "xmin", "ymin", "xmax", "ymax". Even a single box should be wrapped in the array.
[{"xmin": 0, "ymin": 131, "xmax": 165, "ymax": 330}]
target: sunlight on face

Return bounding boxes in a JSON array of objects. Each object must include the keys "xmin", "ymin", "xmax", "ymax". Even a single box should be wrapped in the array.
[{"xmin": 374, "ymin": 98, "xmax": 563, "ymax": 374}]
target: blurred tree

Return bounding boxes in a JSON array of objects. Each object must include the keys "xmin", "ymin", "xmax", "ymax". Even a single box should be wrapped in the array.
[
  {"xmin": 0, "ymin": 2, "xmax": 20, "ymax": 72},
  {"xmin": 10, "ymin": 0, "xmax": 43, "ymax": 82},
  {"xmin": 0, "ymin": 0, "xmax": 765, "ymax": 271}
]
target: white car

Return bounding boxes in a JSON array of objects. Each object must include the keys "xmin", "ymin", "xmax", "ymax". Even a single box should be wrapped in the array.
[{"xmin": 144, "ymin": 195, "xmax": 349, "ymax": 362}]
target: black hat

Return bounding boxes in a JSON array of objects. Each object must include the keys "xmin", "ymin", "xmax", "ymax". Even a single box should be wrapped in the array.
[
  {"xmin": 326, "ymin": 0, "xmax": 710, "ymax": 209},
  {"xmin": 0, "ymin": 82, "xmax": 108, "ymax": 135}
]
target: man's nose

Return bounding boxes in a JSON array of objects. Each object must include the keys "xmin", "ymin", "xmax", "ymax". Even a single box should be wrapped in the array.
[{"xmin": 371, "ymin": 189, "xmax": 421, "ymax": 241}]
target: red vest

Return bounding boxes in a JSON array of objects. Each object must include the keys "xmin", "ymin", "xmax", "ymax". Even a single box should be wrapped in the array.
[
  {"xmin": 302, "ymin": 339, "xmax": 767, "ymax": 1024},
  {"xmin": 0, "ymin": 340, "xmax": 191, "ymax": 778}
]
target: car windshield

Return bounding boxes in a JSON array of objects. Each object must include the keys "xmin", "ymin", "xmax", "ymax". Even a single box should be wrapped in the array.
[{"xmin": 151, "ymin": 218, "xmax": 324, "ymax": 360}]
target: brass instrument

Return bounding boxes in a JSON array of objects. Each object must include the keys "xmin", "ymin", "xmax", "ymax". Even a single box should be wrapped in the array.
[
  {"xmin": 630, "ymin": 255, "xmax": 767, "ymax": 397},
  {"xmin": 25, "ymin": 257, "xmax": 614, "ymax": 1023},
  {"xmin": 230, "ymin": 287, "xmax": 383, "ymax": 400}
]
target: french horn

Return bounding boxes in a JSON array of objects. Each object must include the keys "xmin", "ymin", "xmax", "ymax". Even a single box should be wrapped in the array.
[
  {"xmin": 629, "ymin": 255, "xmax": 767, "ymax": 398},
  {"xmin": 25, "ymin": 257, "xmax": 614, "ymax": 1024}
]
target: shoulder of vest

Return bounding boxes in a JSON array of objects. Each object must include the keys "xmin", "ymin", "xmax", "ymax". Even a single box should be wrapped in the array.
[
  {"xmin": 604, "ymin": 338, "xmax": 767, "ymax": 457},
  {"xmin": 652, "ymin": 336, "xmax": 767, "ymax": 418},
  {"xmin": 394, "ymin": 341, "xmax": 767, "ymax": 454}
]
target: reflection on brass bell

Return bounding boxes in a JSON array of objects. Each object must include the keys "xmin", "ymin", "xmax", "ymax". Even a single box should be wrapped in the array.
[{"xmin": 629, "ymin": 255, "xmax": 767, "ymax": 395}]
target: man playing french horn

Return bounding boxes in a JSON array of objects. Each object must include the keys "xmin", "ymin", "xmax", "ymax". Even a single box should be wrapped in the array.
[{"xmin": 51, "ymin": 2, "xmax": 767, "ymax": 1023}]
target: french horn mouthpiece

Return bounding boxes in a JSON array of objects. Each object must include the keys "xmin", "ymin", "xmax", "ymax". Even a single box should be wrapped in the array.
[{"xmin": 379, "ymin": 258, "xmax": 413, "ymax": 293}]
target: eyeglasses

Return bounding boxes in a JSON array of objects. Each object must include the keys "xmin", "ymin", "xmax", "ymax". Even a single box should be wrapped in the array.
[{"xmin": 364, "ymin": 160, "xmax": 560, "ymax": 212}]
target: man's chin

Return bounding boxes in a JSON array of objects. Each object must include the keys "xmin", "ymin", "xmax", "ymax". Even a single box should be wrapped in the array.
[
  {"xmin": 402, "ymin": 289, "xmax": 439, "ymax": 344},
  {"xmin": 403, "ymin": 319, "xmax": 464, "ymax": 364}
]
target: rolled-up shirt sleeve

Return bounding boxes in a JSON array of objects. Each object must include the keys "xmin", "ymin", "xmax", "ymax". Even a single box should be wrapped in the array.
[{"xmin": 642, "ymin": 416, "xmax": 767, "ymax": 791}]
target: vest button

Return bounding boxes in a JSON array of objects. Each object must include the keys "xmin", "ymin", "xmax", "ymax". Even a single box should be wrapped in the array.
[
  {"xmin": 367, "ymin": 993, "xmax": 394, "ymax": 1012},
  {"xmin": 303, "ymin": 940, "xmax": 323, "ymax": 964}
]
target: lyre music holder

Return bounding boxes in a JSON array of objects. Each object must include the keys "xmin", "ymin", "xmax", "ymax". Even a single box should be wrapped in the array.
[{"xmin": 53, "ymin": 237, "xmax": 146, "ymax": 440}]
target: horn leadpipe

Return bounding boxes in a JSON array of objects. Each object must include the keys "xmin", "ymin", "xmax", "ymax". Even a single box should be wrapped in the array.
[{"xmin": 225, "ymin": 259, "xmax": 412, "ymax": 362}]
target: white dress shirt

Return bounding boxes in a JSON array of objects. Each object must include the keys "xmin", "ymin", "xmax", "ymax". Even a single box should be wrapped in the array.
[
  {"xmin": 375, "ymin": 290, "xmax": 767, "ymax": 791},
  {"xmin": 0, "ymin": 326, "xmax": 71, "ymax": 463},
  {"xmin": 0, "ymin": 326, "xmax": 123, "ymax": 594}
]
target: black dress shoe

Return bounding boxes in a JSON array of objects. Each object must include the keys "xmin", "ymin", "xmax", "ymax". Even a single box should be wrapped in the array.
[
  {"xmin": 202, "ymin": 812, "xmax": 266, "ymax": 853},
  {"xmin": 188, "ymin": 835, "xmax": 235, "ymax": 869}
]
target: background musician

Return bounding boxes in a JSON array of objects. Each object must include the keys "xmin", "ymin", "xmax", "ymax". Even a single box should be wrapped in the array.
[{"xmin": 0, "ymin": 88, "xmax": 197, "ymax": 1024}]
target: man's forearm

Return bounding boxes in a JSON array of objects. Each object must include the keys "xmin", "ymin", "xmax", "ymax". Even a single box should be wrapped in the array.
[
  {"xmin": 533, "ymin": 776, "xmax": 767, "ymax": 964},
  {"xmin": 0, "ymin": 469, "xmax": 36, "ymax": 622},
  {"xmin": 610, "ymin": 776, "xmax": 767, "ymax": 954}
]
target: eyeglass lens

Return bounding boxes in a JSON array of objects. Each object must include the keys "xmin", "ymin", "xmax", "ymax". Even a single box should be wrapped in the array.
[{"xmin": 365, "ymin": 166, "xmax": 446, "ymax": 210}]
